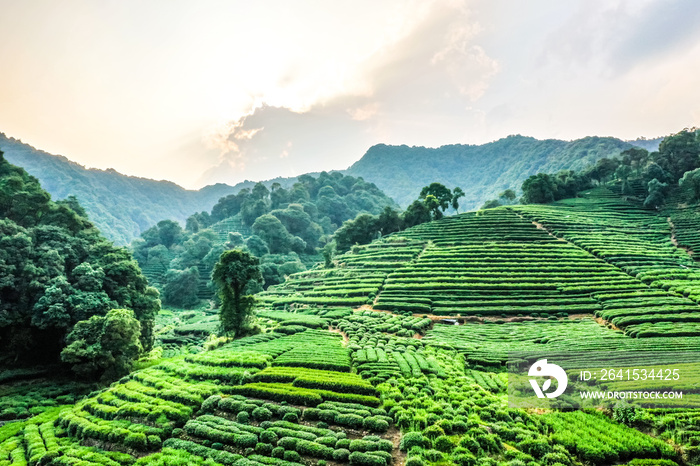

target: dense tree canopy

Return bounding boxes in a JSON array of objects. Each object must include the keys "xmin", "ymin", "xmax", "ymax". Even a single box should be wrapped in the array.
[
  {"xmin": 519, "ymin": 128, "xmax": 700, "ymax": 210},
  {"xmin": 212, "ymin": 249, "xmax": 263, "ymax": 337},
  {"xmin": 60, "ymin": 308, "xmax": 142, "ymax": 382},
  {"xmin": 0, "ymin": 151, "xmax": 159, "ymax": 366},
  {"xmin": 131, "ymin": 172, "xmax": 397, "ymax": 303},
  {"xmin": 330, "ymin": 184, "xmax": 462, "ymax": 253}
]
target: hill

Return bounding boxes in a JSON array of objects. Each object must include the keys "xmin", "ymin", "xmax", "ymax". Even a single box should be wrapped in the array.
[
  {"xmin": 0, "ymin": 133, "xmax": 299, "ymax": 245},
  {"xmin": 344, "ymin": 135, "xmax": 646, "ymax": 208},
  {"xmin": 2, "ymin": 132, "xmax": 657, "ymax": 245},
  {"xmin": 2, "ymin": 187, "xmax": 700, "ymax": 465},
  {"xmin": 132, "ymin": 171, "xmax": 399, "ymax": 308}
]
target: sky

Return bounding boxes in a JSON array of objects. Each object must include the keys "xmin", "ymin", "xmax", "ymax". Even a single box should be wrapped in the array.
[{"xmin": 1, "ymin": 0, "xmax": 699, "ymax": 189}]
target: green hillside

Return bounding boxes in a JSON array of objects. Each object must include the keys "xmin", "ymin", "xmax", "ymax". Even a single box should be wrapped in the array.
[
  {"xmin": 0, "ymin": 133, "xmax": 298, "ymax": 245},
  {"xmin": 1, "ymin": 132, "xmax": 656, "ymax": 246},
  {"xmin": 344, "ymin": 135, "xmax": 648, "ymax": 209},
  {"xmin": 3, "ymin": 185, "xmax": 700, "ymax": 466}
]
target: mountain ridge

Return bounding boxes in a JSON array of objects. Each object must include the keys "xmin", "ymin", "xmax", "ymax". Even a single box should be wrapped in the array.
[
  {"xmin": 344, "ymin": 134, "xmax": 661, "ymax": 209},
  {"xmin": 1, "ymin": 131, "xmax": 661, "ymax": 244}
]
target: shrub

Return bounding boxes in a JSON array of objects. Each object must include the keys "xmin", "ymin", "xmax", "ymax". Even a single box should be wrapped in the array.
[
  {"xmin": 283, "ymin": 412, "xmax": 299, "ymax": 423},
  {"xmin": 350, "ymin": 440, "xmax": 377, "ymax": 452},
  {"xmin": 422, "ymin": 449, "xmax": 444, "ymax": 462},
  {"xmin": 363, "ymin": 417, "xmax": 390, "ymax": 433},
  {"xmin": 334, "ymin": 449, "xmax": 351, "ymax": 462},
  {"xmin": 458, "ymin": 436, "xmax": 481, "ymax": 453},
  {"xmin": 317, "ymin": 437, "xmax": 338, "ymax": 447},
  {"xmin": 304, "ymin": 408, "xmax": 320, "ymax": 421},
  {"xmin": 336, "ymin": 413, "xmax": 364, "ymax": 429},
  {"xmin": 400, "ymin": 432, "xmax": 430, "ymax": 451},
  {"xmin": 434, "ymin": 435, "xmax": 456, "ymax": 453},
  {"xmin": 260, "ymin": 430, "xmax": 279, "ymax": 444},
  {"xmin": 235, "ymin": 434, "xmax": 259, "ymax": 449},
  {"xmin": 277, "ymin": 437, "xmax": 298, "ymax": 450},
  {"xmin": 272, "ymin": 447, "xmax": 285, "ymax": 458},
  {"xmin": 336, "ymin": 439, "xmax": 351, "ymax": 449},
  {"xmin": 237, "ymin": 411, "xmax": 250, "ymax": 424},
  {"xmin": 200, "ymin": 395, "xmax": 222, "ymax": 414},
  {"xmin": 125, "ymin": 433, "xmax": 148, "ymax": 451},
  {"xmin": 423, "ymin": 425, "xmax": 445, "ymax": 440},
  {"xmin": 349, "ymin": 451, "xmax": 387, "ymax": 466},
  {"xmin": 516, "ymin": 438, "xmax": 551, "ymax": 458},
  {"xmin": 252, "ymin": 407, "xmax": 273, "ymax": 422},
  {"xmin": 255, "ymin": 442, "xmax": 273, "ymax": 456},
  {"xmin": 452, "ymin": 452, "xmax": 478, "ymax": 466},
  {"xmin": 405, "ymin": 457, "xmax": 425, "ymax": 466}
]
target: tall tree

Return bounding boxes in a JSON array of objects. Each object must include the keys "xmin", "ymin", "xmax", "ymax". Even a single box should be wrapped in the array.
[
  {"xmin": 211, "ymin": 250, "xmax": 263, "ymax": 337},
  {"xmin": 419, "ymin": 183, "xmax": 453, "ymax": 213},
  {"xmin": 451, "ymin": 187, "xmax": 465, "ymax": 212},
  {"xmin": 679, "ymin": 168, "xmax": 700, "ymax": 201},
  {"xmin": 521, "ymin": 173, "xmax": 557, "ymax": 204},
  {"xmin": 656, "ymin": 128, "xmax": 700, "ymax": 181}
]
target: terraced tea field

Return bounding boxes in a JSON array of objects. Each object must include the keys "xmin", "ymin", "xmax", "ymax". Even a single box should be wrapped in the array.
[
  {"xmin": 3, "ymin": 187, "xmax": 700, "ymax": 466},
  {"xmin": 512, "ymin": 188, "xmax": 700, "ymax": 338}
]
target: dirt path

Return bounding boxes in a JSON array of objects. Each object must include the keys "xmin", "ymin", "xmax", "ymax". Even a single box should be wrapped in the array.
[
  {"xmin": 328, "ymin": 327, "xmax": 350, "ymax": 345},
  {"xmin": 667, "ymin": 217, "xmax": 694, "ymax": 256}
]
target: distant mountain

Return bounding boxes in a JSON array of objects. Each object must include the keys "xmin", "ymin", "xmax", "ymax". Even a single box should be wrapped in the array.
[
  {"xmin": 344, "ymin": 135, "xmax": 649, "ymax": 209},
  {"xmin": 1, "ymin": 131, "xmax": 659, "ymax": 244},
  {"xmin": 0, "ymin": 134, "xmax": 297, "ymax": 245},
  {"xmin": 626, "ymin": 136, "xmax": 663, "ymax": 152}
]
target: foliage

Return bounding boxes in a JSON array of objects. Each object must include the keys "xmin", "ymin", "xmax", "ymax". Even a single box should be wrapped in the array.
[
  {"xmin": 212, "ymin": 249, "xmax": 263, "ymax": 337},
  {"xmin": 644, "ymin": 178, "xmax": 668, "ymax": 209},
  {"xmin": 61, "ymin": 308, "xmax": 143, "ymax": 382},
  {"xmin": 131, "ymin": 172, "xmax": 397, "ymax": 302},
  {"xmin": 345, "ymin": 135, "xmax": 638, "ymax": 209},
  {"xmin": 0, "ymin": 151, "xmax": 159, "ymax": 364},
  {"xmin": 163, "ymin": 267, "xmax": 200, "ymax": 308},
  {"xmin": 678, "ymin": 167, "xmax": 700, "ymax": 201}
]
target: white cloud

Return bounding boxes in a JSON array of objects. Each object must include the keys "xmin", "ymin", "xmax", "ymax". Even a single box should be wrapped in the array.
[{"xmin": 197, "ymin": 0, "xmax": 502, "ymax": 186}]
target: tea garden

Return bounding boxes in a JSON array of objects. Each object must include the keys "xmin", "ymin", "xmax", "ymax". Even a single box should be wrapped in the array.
[{"xmin": 2, "ymin": 188, "xmax": 700, "ymax": 466}]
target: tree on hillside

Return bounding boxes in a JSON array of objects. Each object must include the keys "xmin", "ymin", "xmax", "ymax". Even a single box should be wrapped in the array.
[
  {"xmin": 451, "ymin": 187, "xmax": 465, "ymax": 212},
  {"xmin": 419, "ymin": 183, "xmax": 453, "ymax": 214},
  {"xmin": 480, "ymin": 189, "xmax": 517, "ymax": 210},
  {"xmin": 481, "ymin": 199, "xmax": 502, "ymax": 209},
  {"xmin": 212, "ymin": 249, "xmax": 263, "ymax": 337},
  {"xmin": 402, "ymin": 199, "xmax": 432, "ymax": 228},
  {"xmin": 643, "ymin": 178, "xmax": 668, "ymax": 209},
  {"xmin": 163, "ymin": 267, "xmax": 200, "ymax": 308},
  {"xmin": 521, "ymin": 173, "xmax": 557, "ymax": 204},
  {"xmin": 589, "ymin": 157, "xmax": 619, "ymax": 185},
  {"xmin": 377, "ymin": 206, "xmax": 402, "ymax": 235},
  {"xmin": 60, "ymin": 308, "xmax": 142, "ymax": 382},
  {"xmin": 620, "ymin": 147, "xmax": 650, "ymax": 175},
  {"xmin": 334, "ymin": 213, "xmax": 380, "ymax": 252},
  {"xmin": 500, "ymin": 189, "xmax": 516, "ymax": 203},
  {"xmin": 614, "ymin": 165, "xmax": 633, "ymax": 194},
  {"xmin": 0, "ymin": 151, "xmax": 159, "ymax": 363},
  {"xmin": 679, "ymin": 168, "xmax": 700, "ymax": 201},
  {"xmin": 655, "ymin": 128, "xmax": 700, "ymax": 181}
]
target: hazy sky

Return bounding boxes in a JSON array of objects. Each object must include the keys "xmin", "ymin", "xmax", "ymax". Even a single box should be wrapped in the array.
[{"xmin": 1, "ymin": 0, "xmax": 699, "ymax": 189}]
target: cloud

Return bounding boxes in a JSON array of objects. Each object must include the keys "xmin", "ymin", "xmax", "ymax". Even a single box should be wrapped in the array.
[
  {"xmin": 540, "ymin": 0, "xmax": 700, "ymax": 75},
  {"xmin": 197, "ymin": 0, "xmax": 500, "ymax": 186}
]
